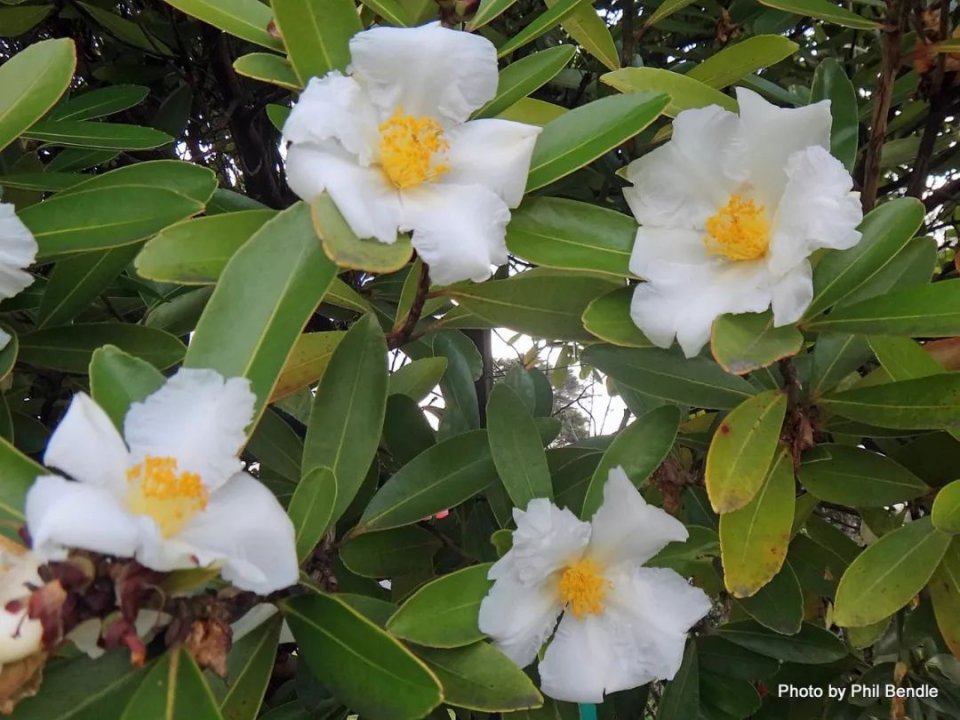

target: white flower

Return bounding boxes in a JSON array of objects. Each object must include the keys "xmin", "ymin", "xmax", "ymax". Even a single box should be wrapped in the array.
[
  {"xmin": 478, "ymin": 467, "xmax": 711, "ymax": 703},
  {"xmin": 281, "ymin": 22, "xmax": 542, "ymax": 287},
  {"xmin": 25, "ymin": 369, "xmax": 299, "ymax": 595},
  {"xmin": 0, "ymin": 543, "xmax": 43, "ymax": 671},
  {"xmin": 0, "ymin": 202, "xmax": 38, "ymax": 351},
  {"xmin": 622, "ymin": 87, "xmax": 863, "ymax": 358}
]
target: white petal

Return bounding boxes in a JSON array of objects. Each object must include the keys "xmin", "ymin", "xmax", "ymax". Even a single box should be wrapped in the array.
[
  {"xmin": 623, "ymin": 105, "xmax": 738, "ymax": 229},
  {"xmin": 478, "ymin": 572, "xmax": 561, "ymax": 668},
  {"xmin": 401, "ymin": 183, "xmax": 511, "ymax": 286},
  {"xmin": 628, "ymin": 227, "xmax": 712, "ymax": 280},
  {"xmin": 0, "ymin": 550, "xmax": 43, "ymax": 665},
  {"xmin": 173, "ymin": 473, "xmax": 299, "ymax": 595},
  {"xmin": 586, "ymin": 467, "xmax": 689, "ymax": 570},
  {"xmin": 612, "ymin": 567, "xmax": 711, "ymax": 640},
  {"xmin": 729, "ymin": 88, "xmax": 832, "ymax": 207},
  {"xmin": 124, "ymin": 369, "xmax": 255, "ymax": 492},
  {"xmin": 492, "ymin": 497, "xmax": 591, "ymax": 586},
  {"xmin": 443, "ymin": 119, "xmax": 541, "ymax": 208},
  {"xmin": 44, "ymin": 393, "xmax": 128, "ymax": 493},
  {"xmin": 0, "ymin": 202, "xmax": 37, "ymax": 301},
  {"xmin": 285, "ymin": 143, "xmax": 402, "ymax": 245},
  {"xmin": 25, "ymin": 475, "xmax": 139, "ymax": 561},
  {"xmin": 539, "ymin": 611, "xmax": 621, "ymax": 703},
  {"xmin": 281, "ymin": 73, "xmax": 380, "ymax": 165},
  {"xmin": 770, "ymin": 261, "xmax": 813, "ymax": 327},
  {"xmin": 349, "ymin": 23, "xmax": 498, "ymax": 125},
  {"xmin": 768, "ymin": 145, "xmax": 863, "ymax": 276}
]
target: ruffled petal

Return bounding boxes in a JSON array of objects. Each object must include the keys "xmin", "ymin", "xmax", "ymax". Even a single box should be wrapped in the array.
[
  {"xmin": 349, "ymin": 23, "xmax": 498, "ymax": 125},
  {"xmin": 285, "ymin": 143, "xmax": 402, "ymax": 245},
  {"xmin": 770, "ymin": 260, "xmax": 813, "ymax": 327},
  {"xmin": 478, "ymin": 572, "xmax": 562, "ymax": 668},
  {"xmin": 491, "ymin": 497, "xmax": 591, "ymax": 586},
  {"xmin": 124, "ymin": 369, "xmax": 255, "ymax": 493},
  {"xmin": 0, "ymin": 202, "xmax": 37, "ymax": 301},
  {"xmin": 612, "ymin": 566, "xmax": 712, "ymax": 639},
  {"xmin": 628, "ymin": 226, "xmax": 712, "ymax": 280},
  {"xmin": 586, "ymin": 467, "xmax": 689, "ymax": 570},
  {"xmin": 25, "ymin": 475, "xmax": 139, "ymax": 561},
  {"xmin": 768, "ymin": 145, "xmax": 863, "ymax": 276},
  {"xmin": 281, "ymin": 72, "xmax": 380, "ymax": 165},
  {"xmin": 44, "ymin": 393, "xmax": 128, "ymax": 493},
  {"xmin": 442, "ymin": 119, "xmax": 541, "ymax": 208},
  {"xmin": 169, "ymin": 473, "xmax": 299, "ymax": 595},
  {"xmin": 400, "ymin": 183, "xmax": 511, "ymax": 286},
  {"xmin": 538, "ymin": 611, "xmax": 622, "ymax": 703}
]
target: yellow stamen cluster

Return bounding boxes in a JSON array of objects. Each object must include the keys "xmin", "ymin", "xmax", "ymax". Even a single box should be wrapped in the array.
[
  {"xmin": 378, "ymin": 109, "xmax": 449, "ymax": 189},
  {"xmin": 704, "ymin": 194, "xmax": 771, "ymax": 261},
  {"xmin": 559, "ymin": 558, "xmax": 610, "ymax": 619},
  {"xmin": 126, "ymin": 455, "xmax": 207, "ymax": 538}
]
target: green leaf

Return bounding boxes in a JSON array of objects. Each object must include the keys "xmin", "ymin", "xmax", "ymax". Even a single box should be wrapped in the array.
[
  {"xmin": 358, "ymin": 0, "xmax": 412, "ymax": 26},
  {"xmin": 717, "ymin": 621, "xmax": 847, "ymax": 664},
  {"xmin": 0, "ymin": 327, "xmax": 17, "ymax": 385},
  {"xmin": 136, "ymin": 210, "xmax": 276, "ymax": 284},
  {"xmin": 929, "ymin": 542, "xmax": 960, "ymax": 658},
  {"xmin": 22, "ymin": 120, "xmax": 172, "ymax": 150},
  {"xmin": 808, "ymin": 334, "xmax": 872, "ymax": 398},
  {"xmin": 413, "ymin": 643, "xmax": 543, "ymax": 713},
  {"xmin": 247, "ymin": 408, "xmax": 304, "ymax": 482},
  {"xmin": 697, "ymin": 636, "xmax": 779, "ymax": 681},
  {"xmin": 584, "ymin": 345, "xmax": 757, "ymax": 410},
  {"xmin": 77, "ymin": 3, "xmax": 173, "ymax": 55},
  {"xmin": 0, "ymin": 435, "xmax": 44, "ymax": 524},
  {"xmin": 820, "ymin": 373, "xmax": 960, "ymax": 431},
  {"xmin": 386, "ymin": 564, "xmax": 494, "ymax": 648},
  {"xmin": 89, "ymin": 345, "xmax": 165, "ymax": 430},
  {"xmin": 805, "ymin": 280, "xmax": 960, "ymax": 337},
  {"xmin": 312, "ymin": 193, "xmax": 412, "ymax": 274},
  {"xmin": 0, "ymin": 38, "xmax": 75, "ymax": 153},
  {"xmin": 51, "ymin": 85, "xmax": 149, "ymax": 122},
  {"xmin": 506, "ymin": 197, "xmax": 635, "ymax": 277},
  {"xmin": 160, "ymin": 0, "xmax": 283, "ymax": 51},
  {"xmin": 383, "ymin": 395, "xmax": 435, "ymax": 466},
  {"xmin": 550, "ymin": 0, "xmax": 619, "ymax": 71},
  {"xmin": 933, "ymin": 481, "xmax": 960, "ymax": 534},
  {"xmin": 869, "ymin": 335, "xmax": 943, "ymax": 381},
  {"xmin": 288, "ymin": 466, "xmax": 337, "ymax": 561},
  {"xmin": 644, "ymin": 0, "xmax": 697, "ymax": 26},
  {"xmin": 0, "ymin": 5, "xmax": 53, "ymax": 37},
  {"xmin": 467, "ymin": 0, "xmax": 517, "ymax": 30},
  {"xmin": 656, "ymin": 641, "xmax": 699, "ymax": 720},
  {"xmin": 687, "ymin": 35, "xmax": 798, "ymax": 89},
  {"xmin": 120, "ymin": 648, "xmax": 223, "ymax": 720},
  {"xmin": 475, "ymin": 46, "xmax": 575, "ymax": 120},
  {"xmin": 233, "ymin": 53, "xmax": 302, "ymax": 91},
  {"xmin": 734, "ymin": 562, "xmax": 804, "ymax": 635},
  {"xmin": 282, "ymin": 591, "xmax": 442, "ymax": 720},
  {"xmin": 185, "ymin": 203, "xmax": 337, "ymax": 428},
  {"xmin": 340, "ymin": 526, "xmax": 440, "ymax": 578},
  {"xmin": 757, "ymin": 0, "xmax": 879, "ymax": 29},
  {"xmin": 810, "ymin": 58, "xmax": 858, "ymax": 171},
  {"xmin": 719, "ymin": 450, "xmax": 794, "ymax": 597},
  {"xmin": 303, "ymin": 314, "xmax": 388, "ymax": 523},
  {"xmin": 711, "ymin": 311, "xmax": 803, "ymax": 375},
  {"xmin": 273, "ymin": 0, "xmax": 361, "ymax": 82},
  {"xmin": 487, "ymin": 383, "xmax": 553, "ymax": 509},
  {"xmin": 602, "ymin": 67, "xmax": 737, "ymax": 117},
  {"xmin": 358, "ymin": 430, "xmax": 496, "ymax": 532},
  {"xmin": 218, "ymin": 615, "xmax": 282, "ymax": 720},
  {"xmin": 526, "ymin": 91, "xmax": 669, "ymax": 191},
  {"xmin": 805, "ymin": 197, "xmax": 924, "ymax": 318},
  {"xmin": 705, "ymin": 390, "xmax": 787, "ymax": 513},
  {"xmin": 60, "ymin": 159, "xmax": 217, "ymax": 204},
  {"xmin": 495, "ymin": 0, "xmax": 583, "ymax": 58},
  {"xmin": 389, "ymin": 357, "xmax": 448, "ymax": 402},
  {"xmin": 581, "ymin": 405, "xmax": 681, "ymax": 517},
  {"xmin": 582, "ymin": 286, "xmax": 653, "ymax": 348},
  {"xmin": 834, "ymin": 517, "xmax": 952, "ymax": 627},
  {"xmin": 20, "ymin": 324, "xmax": 185, "ymax": 373},
  {"xmin": 272, "ymin": 330, "xmax": 346, "ymax": 403},
  {"xmin": 798, "ymin": 444, "xmax": 929, "ymax": 507},
  {"xmin": 444, "ymin": 270, "xmax": 617, "ymax": 341}
]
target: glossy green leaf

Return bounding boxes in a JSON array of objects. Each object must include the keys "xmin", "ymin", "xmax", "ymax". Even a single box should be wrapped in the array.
[
  {"xmin": 340, "ymin": 526, "xmax": 440, "ymax": 578},
  {"xmin": 487, "ymin": 383, "xmax": 552, "ymax": 509},
  {"xmin": 358, "ymin": 0, "xmax": 411, "ymax": 26},
  {"xmin": 386, "ymin": 564, "xmax": 494, "ymax": 648},
  {"xmin": 136, "ymin": 210, "xmax": 276, "ymax": 284},
  {"xmin": 687, "ymin": 35, "xmax": 798, "ymax": 89},
  {"xmin": 185, "ymin": 203, "xmax": 337, "ymax": 427},
  {"xmin": 247, "ymin": 408, "xmax": 303, "ymax": 482},
  {"xmin": 735, "ymin": 562, "xmax": 804, "ymax": 635},
  {"xmin": 20, "ymin": 324, "xmax": 185, "ymax": 373},
  {"xmin": 51, "ymin": 85, "xmax": 149, "ymax": 122},
  {"xmin": 160, "ymin": 0, "xmax": 283, "ymax": 50},
  {"xmin": 929, "ymin": 542, "xmax": 960, "ymax": 658},
  {"xmin": 602, "ymin": 67, "xmax": 737, "ymax": 116},
  {"xmin": 303, "ymin": 314, "xmax": 388, "ymax": 523},
  {"xmin": 312, "ymin": 193, "xmax": 412, "ymax": 274},
  {"xmin": 705, "ymin": 390, "xmax": 787, "ymax": 513},
  {"xmin": 870, "ymin": 335, "xmax": 943, "ymax": 381},
  {"xmin": 288, "ymin": 466, "xmax": 338, "ymax": 561},
  {"xmin": 233, "ymin": 53, "xmax": 302, "ymax": 90},
  {"xmin": 495, "ymin": 0, "xmax": 582, "ymax": 58},
  {"xmin": 282, "ymin": 591, "xmax": 442, "ymax": 720},
  {"xmin": 22, "ymin": 120, "xmax": 172, "ymax": 149},
  {"xmin": 77, "ymin": 3, "xmax": 173, "ymax": 55},
  {"xmin": 358, "ymin": 430, "xmax": 497, "ymax": 532},
  {"xmin": 798, "ymin": 444, "xmax": 929, "ymax": 507},
  {"xmin": 834, "ymin": 517, "xmax": 951, "ymax": 627},
  {"xmin": 273, "ymin": 0, "xmax": 360, "ymax": 82},
  {"xmin": 820, "ymin": 373, "xmax": 960, "ymax": 431},
  {"xmin": 584, "ymin": 344, "xmax": 757, "ymax": 410},
  {"xmin": 0, "ymin": 5, "xmax": 53, "ymax": 36},
  {"xmin": 217, "ymin": 615, "xmax": 282, "ymax": 720},
  {"xmin": 475, "ymin": 46, "xmax": 575, "ymax": 119},
  {"xmin": 720, "ymin": 450, "xmax": 794, "ymax": 597},
  {"xmin": 697, "ymin": 636, "xmax": 780, "ymax": 681},
  {"xmin": 551, "ymin": 0, "xmax": 619, "ymax": 71},
  {"xmin": 0, "ymin": 38, "xmax": 75, "ymax": 153},
  {"xmin": 717, "ymin": 620, "xmax": 847, "ymax": 664},
  {"xmin": 656, "ymin": 641, "xmax": 698, "ymax": 720},
  {"xmin": 271, "ymin": 331, "xmax": 346, "ymax": 402},
  {"xmin": 808, "ymin": 333, "xmax": 872, "ymax": 398},
  {"xmin": 758, "ymin": 0, "xmax": 879, "ymax": 29},
  {"xmin": 120, "ymin": 648, "xmax": 223, "ymax": 720},
  {"xmin": 59, "ymin": 159, "xmax": 217, "ymax": 203},
  {"xmin": 933, "ymin": 481, "xmax": 960, "ymax": 534},
  {"xmin": 467, "ymin": 0, "xmax": 517, "ymax": 30},
  {"xmin": 89, "ymin": 345, "xmax": 165, "ymax": 430},
  {"xmin": 526, "ymin": 91, "xmax": 669, "ymax": 191},
  {"xmin": 810, "ymin": 58, "xmax": 858, "ymax": 170},
  {"xmin": 711, "ymin": 311, "xmax": 803, "ymax": 375},
  {"xmin": 582, "ymin": 286, "xmax": 653, "ymax": 348},
  {"xmin": 389, "ymin": 357, "xmax": 448, "ymax": 401},
  {"xmin": 0, "ymin": 435, "xmax": 44, "ymax": 524},
  {"xmin": 581, "ymin": 405, "xmax": 681, "ymax": 517}
]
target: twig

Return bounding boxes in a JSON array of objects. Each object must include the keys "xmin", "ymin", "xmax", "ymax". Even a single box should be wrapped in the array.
[{"xmin": 387, "ymin": 263, "xmax": 431, "ymax": 350}]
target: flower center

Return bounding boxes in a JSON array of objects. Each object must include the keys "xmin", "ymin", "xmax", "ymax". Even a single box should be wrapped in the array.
[
  {"xmin": 126, "ymin": 455, "xmax": 208, "ymax": 538},
  {"xmin": 704, "ymin": 194, "xmax": 770, "ymax": 261},
  {"xmin": 378, "ymin": 108, "xmax": 449, "ymax": 189},
  {"xmin": 559, "ymin": 559, "xmax": 609, "ymax": 619}
]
